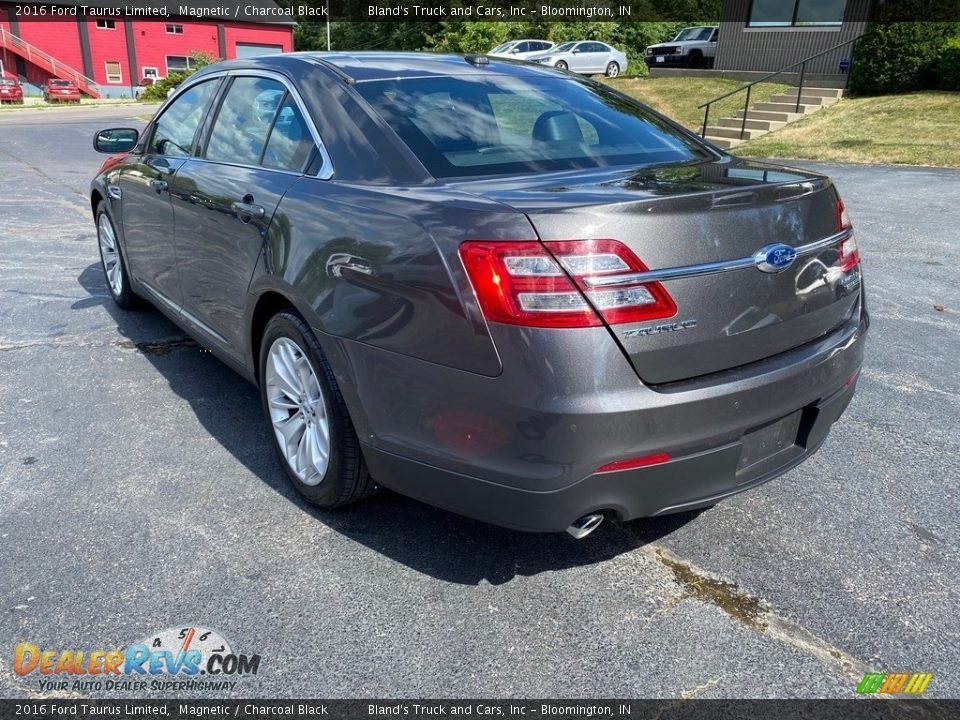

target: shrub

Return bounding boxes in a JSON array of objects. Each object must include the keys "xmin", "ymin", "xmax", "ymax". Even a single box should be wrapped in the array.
[
  {"xmin": 937, "ymin": 35, "xmax": 960, "ymax": 90},
  {"xmin": 139, "ymin": 51, "xmax": 218, "ymax": 102},
  {"xmin": 849, "ymin": 21, "xmax": 960, "ymax": 96}
]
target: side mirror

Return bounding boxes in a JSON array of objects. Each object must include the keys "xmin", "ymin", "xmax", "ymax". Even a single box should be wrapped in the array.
[
  {"xmin": 94, "ymin": 128, "xmax": 139, "ymax": 154},
  {"xmin": 510, "ymin": 48, "xmax": 519, "ymax": 54},
  {"xmin": 572, "ymin": 49, "xmax": 580, "ymax": 54}
]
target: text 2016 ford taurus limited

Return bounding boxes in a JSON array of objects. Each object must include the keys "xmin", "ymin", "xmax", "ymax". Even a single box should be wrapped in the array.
[{"xmin": 90, "ymin": 53, "xmax": 867, "ymax": 538}]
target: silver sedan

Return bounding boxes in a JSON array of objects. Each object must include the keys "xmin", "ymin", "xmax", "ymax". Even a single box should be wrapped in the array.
[{"xmin": 527, "ymin": 41, "xmax": 628, "ymax": 77}]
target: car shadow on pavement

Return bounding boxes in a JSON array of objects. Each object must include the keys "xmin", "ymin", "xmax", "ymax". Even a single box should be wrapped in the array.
[{"xmin": 78, "ymin": 262, "xmax": 701, "ymax": 585}]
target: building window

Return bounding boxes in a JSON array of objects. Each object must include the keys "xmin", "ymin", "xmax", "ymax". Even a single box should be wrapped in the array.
[
  {"xmin": 104, "ymin": 61, "xmax": 122, "ymax": 84},
  {"xmin": 95, "ymin": 19, "xmax": 116, "ymax": 29},
  {"xmin": 142, "ymin": 67, "xmax": 159, "ymax": 80},
  {"xmin": 165, "ymin": 56, "xmax": 195, "ymax": 74},
  {"xmin": 165, "ymin": 24, "xmax": 184, "ymax": 34},
  {"xmin": 748, "ymin": 0, "xmax": 846, "ymax": 27}
]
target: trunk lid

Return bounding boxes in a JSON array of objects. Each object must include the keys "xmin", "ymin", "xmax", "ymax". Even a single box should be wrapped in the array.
[{"xmin": 453, "ymin": 158, "xmax": 861, "ymax": 384}]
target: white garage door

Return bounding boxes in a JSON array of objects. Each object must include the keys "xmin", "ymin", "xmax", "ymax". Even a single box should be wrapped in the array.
[{"xmin": 235, "ymin": 44, "xmax": 284, "ymax": 59}]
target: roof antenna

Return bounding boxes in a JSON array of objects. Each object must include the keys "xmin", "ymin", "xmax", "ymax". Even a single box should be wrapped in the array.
[{"xmin": 464, "ymin": 54, "xmax": 490, "ymax": 66}]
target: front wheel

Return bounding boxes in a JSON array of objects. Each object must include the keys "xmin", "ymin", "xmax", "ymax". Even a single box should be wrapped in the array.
[
  {"xmin": 259, "ymin": 311, "xmax": 375, "ymax": 509},
  {"xmin": 96, "ymin": 206, "xmax": 141, "ymax": 309},
  {"xmin": 554, "ymin": 60, "xmax": 568, "ymax": 71},
  {"xmin": 605, "ymin": 61, "xmax": 620, "ymax": 78}
]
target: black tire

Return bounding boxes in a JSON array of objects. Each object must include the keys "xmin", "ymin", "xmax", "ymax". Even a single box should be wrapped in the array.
[
  {"xmin": 259, "ymin": 311, "xmax": 375, "ymax": 509},
  {"xmin": 555, "ymin": 60, "xmax": 568, "ymax": 70},
  {"xmin": 685, "ymin": 52, "xmax": 704, "ymax": 69},
  {"xmin": 95, "ymin": 205, "xmax": 142, "ymax": 310},
  {"xmin": 605, "ymin": 61, "xmax": 620, "ymax": 78}
]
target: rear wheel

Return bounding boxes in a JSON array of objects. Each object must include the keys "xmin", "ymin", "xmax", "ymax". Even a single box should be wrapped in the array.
[
  {"xmin": 555, "ymin": 60, "xmax": 568, "ymax": 71},
  {"xmin": 259, "ymin": 311, "xmax": 375, "ymax": 508},
  {"xmin": 605, "ymin": 61, "xmax": 620, "ymax": 78},
  {"xmin": 96, "ymin": 206, "xmax": 141, "ymax": 309}
]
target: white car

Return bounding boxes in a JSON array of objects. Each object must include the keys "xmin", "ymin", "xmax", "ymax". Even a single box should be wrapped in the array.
[
  {"xmin": 644, "ymin": 26, "xmax": 718, "ymax": 69},
  {"xmin": 488, "ymin": 39, "xmax": 555, "ymax": 61},
  {"xmin": 527, "ymin": 41, "xmax": 628, "ymax": 77}
]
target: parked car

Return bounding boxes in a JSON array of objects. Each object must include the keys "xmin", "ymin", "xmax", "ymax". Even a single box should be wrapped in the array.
[
  {"xmin": 0, "ymin": 77, "xmax": 24, "ymax": 104},
  {"xmin": 488, "ymin": 39, "xmax": 554, "ymax": 60},
  {"xmin": 43, "ymin": 78, "xmax": 81, "ymax": 103},
  {"xmin": 90, "ymin": 52, "xmax": 866, "ymax": 538},
  {"xmin": 527, "ymin": 41, "xmax": 628, "ymax": 77},
  {"xmin": 645, "ymin": 26, "xmax": 719, "ymax": 68}
]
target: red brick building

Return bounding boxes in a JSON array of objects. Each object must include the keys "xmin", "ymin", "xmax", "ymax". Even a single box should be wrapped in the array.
[{"xmin": 0, "ymin": 1, "xmax": 294, "ymax": 98}]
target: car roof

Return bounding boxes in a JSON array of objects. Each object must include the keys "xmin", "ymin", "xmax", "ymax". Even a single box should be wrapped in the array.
[{"xmin": 204, "ymin": 52, "xmax": 569, "ymax": 83}]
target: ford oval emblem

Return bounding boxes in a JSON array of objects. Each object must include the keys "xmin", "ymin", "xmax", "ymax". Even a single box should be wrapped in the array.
[{"xmin": 754, "ymin": 243, "xmax": 798, "ymax": 273}]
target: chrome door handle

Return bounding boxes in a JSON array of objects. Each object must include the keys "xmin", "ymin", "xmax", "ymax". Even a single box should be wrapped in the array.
[{"xmin": 231, "ymin": 201, "xmax": 265, "ymax": 222}]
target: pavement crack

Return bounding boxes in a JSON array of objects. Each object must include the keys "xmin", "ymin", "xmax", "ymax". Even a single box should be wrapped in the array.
[
  {"xmin": 115, "ymin": 337, "xmax": 197, "ymax": 355},
  {"xmin": 651, "ymin": 546, "xmax": 872, "ymax": 685}
]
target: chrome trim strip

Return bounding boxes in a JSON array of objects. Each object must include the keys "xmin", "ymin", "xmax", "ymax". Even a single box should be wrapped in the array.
[{"xmin": 582, "ymin": 229, "xmax": 851, "ymax": 288}]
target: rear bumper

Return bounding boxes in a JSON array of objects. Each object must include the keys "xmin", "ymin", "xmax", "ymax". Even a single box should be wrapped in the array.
[
  {"xmin": 363, "ymin": 379, "xmax": 855, "ymax": 532},
  {"xmin": 332, "ymin": 300, "xmax": 867, "ymax": 533}
]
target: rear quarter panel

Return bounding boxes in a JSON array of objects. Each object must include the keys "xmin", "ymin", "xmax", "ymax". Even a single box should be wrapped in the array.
[{"xmin": 250, "ymin": 177, "xmax": 536, "ymax": 378}]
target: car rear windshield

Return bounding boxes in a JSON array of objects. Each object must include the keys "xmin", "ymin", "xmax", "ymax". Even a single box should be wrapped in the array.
[
  {"xmin": 355, "ymin": 74, "xmax": 710, "ymax": 179},
  {"xmin": 51, "ymin": 80, "xmax": 72, "ymax": 86},
  {"xmin": 0, "ymin": 79, "xmax": 16, "ymax": 86}
]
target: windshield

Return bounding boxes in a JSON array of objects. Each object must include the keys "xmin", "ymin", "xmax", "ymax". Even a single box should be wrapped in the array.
[
  {"xmin": 51, "ymin": 80, "xmax": 72, "ymax": 87},
  {"xmin": 549, "ymin": 42, "xmax": 577, "ymax": 54},
  {"xmin": 355, "ymin": 75, "xmax": 710, "ymax": 179},
  {"xmin": 674, "ymin": 27, "xmax": 714, "ymax": 42},
  {"xmin": 0, "ymin": 79, "xmax": 16, "ymax": 86},
  {"xmin": 491, "ymin": 42, "xmax": 515, "ymax": 53}
]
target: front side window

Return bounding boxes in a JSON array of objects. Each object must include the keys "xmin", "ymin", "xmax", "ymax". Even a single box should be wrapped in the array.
[
  {"xmin": 748, "ymin": 0, "xmax": 846, "ymax": 27},
  {"xmin": 149, "ymin": 80, "xmax": 218, "ymax": 157},
  {"xmin": 356, "ymin": 75, "xmax": 709, "ymax": 179},
  {"xmin": 205, "ymin": 77, "xmax": 284, "ymax": 166}
]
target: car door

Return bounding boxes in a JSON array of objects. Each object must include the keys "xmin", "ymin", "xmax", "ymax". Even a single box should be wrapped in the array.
[
  {"xmin": 118, "ymin": 78, "xmax": 220, "ymax": 308},
  {"xmin": 169, "ymin": 74, "xmax": 318, "ymax": 355},
  {"xmin": 567, "ymin": 43, "xmax": 591, "ymax": 72},
  {"xmin": 586, "ymin": 43, "xmax": 609, "ymax": 73}
]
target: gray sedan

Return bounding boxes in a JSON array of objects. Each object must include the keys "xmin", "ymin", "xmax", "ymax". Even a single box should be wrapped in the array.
[
  {"xmin": 89, "ymin": 52, "xmax": 866, "ymax": 538},
  {"xmin": 527, "ymin": 41, "xmax": 628, "ymax": 76}
]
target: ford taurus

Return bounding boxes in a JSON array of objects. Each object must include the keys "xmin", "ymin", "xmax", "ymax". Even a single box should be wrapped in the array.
[{"xmin": 90, "ymin": 52, "xmax": 867, "ymax": 538}]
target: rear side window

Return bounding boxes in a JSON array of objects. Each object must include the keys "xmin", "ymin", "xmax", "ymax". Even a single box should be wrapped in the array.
[
  {"xmin": 262, "ymin": 97, "xmax": 315, "ymax": 172},
  {"xmin": 150, "ymin": 79, "xmax": 217, "ymax": 157},
  {"xmin": 356, "ymin": 75, "xmax": 709, "ymax": 179},
  {"xmin": 206, "ymin": 77, "xmax": 283, "ymax": 166}
]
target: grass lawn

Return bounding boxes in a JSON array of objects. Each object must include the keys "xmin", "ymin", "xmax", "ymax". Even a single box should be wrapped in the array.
[
  {"xmin": 604, "ymin": 76, "xmax": 789, "ymax": 133},
  {"xmin": 736, "ymin": 92, "xmax": 960, "ymax": 167}
]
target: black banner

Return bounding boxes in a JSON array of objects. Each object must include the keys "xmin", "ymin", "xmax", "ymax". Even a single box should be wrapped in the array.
[
  {"xmin": 0, "ymin": 701, "xmax": 958, "ymax": 720},
  {"xmin": 4, "ymin": 0, "xmax": 960, "ymax": 23}
]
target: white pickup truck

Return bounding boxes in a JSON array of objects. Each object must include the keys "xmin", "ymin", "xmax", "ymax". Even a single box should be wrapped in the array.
[{"xmin": 644, "ymin": 26, "xmax": 719, "ymax": 69}]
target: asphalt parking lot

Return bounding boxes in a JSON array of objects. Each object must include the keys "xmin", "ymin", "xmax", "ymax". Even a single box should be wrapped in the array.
[{"xmin": 1, "ymin": 105, "xmax": 958, "ymax": 700}]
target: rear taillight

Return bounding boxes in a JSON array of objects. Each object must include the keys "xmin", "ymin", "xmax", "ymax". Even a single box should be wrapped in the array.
[
  {"xmin": 836, "ymin": 197, "xmax": 860, "ymax": 271},
  {"xmin": 839, "ymin": 235, "xmax": 860, "ymax": 272},
  {"xmin": 459, "ymin": 239, "xmax": 677, "ymax": 329}
]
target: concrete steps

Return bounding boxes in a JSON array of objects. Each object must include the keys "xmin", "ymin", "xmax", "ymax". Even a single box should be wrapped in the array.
[
  {"xmin": 703, "ymin": 86, "xmax": 844, "ymax": 149},
  {"xmin": 717, "ymin": 117, "xmax": 787, "ymax": 132}
]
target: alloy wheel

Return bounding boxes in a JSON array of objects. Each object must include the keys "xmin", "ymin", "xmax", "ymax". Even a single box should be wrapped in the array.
[
  {"xmin": 97, "ymin": 213, "xmax": 123, "ymax": 297},
  {"xmin": 265, "ymin": 337, "xmax": 330, "ymax": 486},
  {"xmin": 606, "ymin": 62, "xmax": 620, "ymax": 77}
]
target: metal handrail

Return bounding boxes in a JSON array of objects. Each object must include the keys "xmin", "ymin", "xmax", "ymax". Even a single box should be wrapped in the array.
[
  {"xmin": 698, "ymin": 34, "xmax": 863, "ymax": 140},
  {"xmin": 0, "ymin": 26, "xmax": 100, "ymax": 95}
]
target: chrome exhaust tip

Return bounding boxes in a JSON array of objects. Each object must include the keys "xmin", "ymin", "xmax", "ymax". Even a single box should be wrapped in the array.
[{"xmin": 566, "ymin": 513, "xmax": 604, "ymax": 539}]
